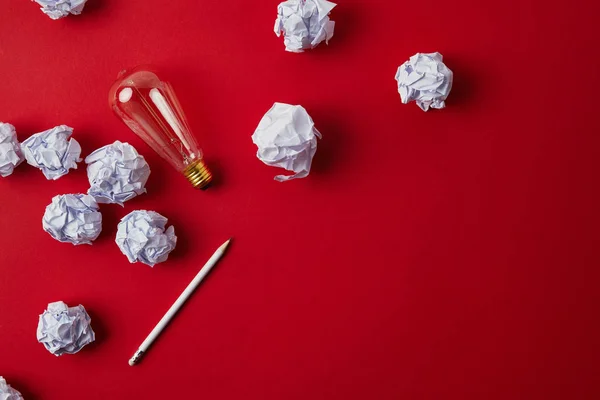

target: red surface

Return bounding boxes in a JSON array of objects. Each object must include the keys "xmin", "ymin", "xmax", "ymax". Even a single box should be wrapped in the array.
[{"xmin": 0, "ymin": 0, "xmax": 599, "ymax": 398}]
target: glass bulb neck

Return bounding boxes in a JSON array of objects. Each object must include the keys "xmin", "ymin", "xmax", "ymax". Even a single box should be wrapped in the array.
[{"xmin": 183, "ymin": 160, "xmax": 212, "ymax": 190}]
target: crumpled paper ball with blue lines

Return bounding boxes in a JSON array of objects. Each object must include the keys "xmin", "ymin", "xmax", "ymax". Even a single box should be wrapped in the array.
[
  {"xmin": 86, "ymin": 141, "xmax": 150, "ymax": 206},
  {"xmin": 37, "ymin": 301, "xmax": 96, "ymax": 356},
  {"xmin": 116, "ymin": 210, "xmax": 177, "ymax": 267},
  {"xmin": 0, "ymin": 122, "xmax": 24, "ymax": 178},
  {"xmin": 20, "ymin": 125, "xmax": 81, "ymax": 180},
  {"xmin": 42, "ymin": 194, "xmax": 103, "ymax": 245}
]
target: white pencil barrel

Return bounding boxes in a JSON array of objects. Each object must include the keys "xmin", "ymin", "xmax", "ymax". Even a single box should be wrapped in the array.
[{"xmin": 129, "ymin": 239, "xmax": 230, "ymax": 365}]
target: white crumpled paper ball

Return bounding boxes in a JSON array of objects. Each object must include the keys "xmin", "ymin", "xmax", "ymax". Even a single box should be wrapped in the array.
[
  {"xmin": 37, "ymin": 301, "xmax": 95, "ymax": 356},
  {"xmin": 32, "ymin": 0, "xmax": 88, "ymax": 20},
  {"xmin": 116, "ymin": 210, "xmax": 177, "ymax": 267},
  {"xmin": 43, "ymin": 194, "xmax": 102, "ymax": 245},
  {"xmin": 275, "ymin": 0, "xmax": 336, "ymax": 52},
  {"xmin": 0, "ymin": 122, "xmax": 24, "ymax": 178},
  {"xmin": 21, "ymin": 125, "xmax": 82, "ymax": 180},
  {"xmin": 395, "ymin": 52, "xmax": 453, "ymax": 111},
  {"xmin": 252, "ymin": 102, "xmax": 322, "ymax": 182},
  {"xmin": 0, "ymin": 377, "xmax": 24, "ymax": 400},
  {"xmin": 86, "ymin": 141, "xmax": 150, "ymax": 206}
]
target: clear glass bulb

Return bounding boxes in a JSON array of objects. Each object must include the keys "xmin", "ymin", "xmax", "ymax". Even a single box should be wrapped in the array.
[{"xmin": 109, "ymin": 66, "xmax": 212, "ymax": 189}]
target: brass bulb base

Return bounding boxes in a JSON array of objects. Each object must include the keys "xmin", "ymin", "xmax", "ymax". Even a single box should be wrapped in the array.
[{"xmin": 183, "ymin": 160, "xmax": 213, "ymax": 190}]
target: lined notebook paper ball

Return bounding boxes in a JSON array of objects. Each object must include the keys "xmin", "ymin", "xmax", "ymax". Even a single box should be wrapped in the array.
[
  {"xmin": 37, "ymin": 301, "xmax": 96, "ymax": 356},
  {"xmin": 116, "ymin": 210, "xmax": 177, "ymax": 267},
  {"xmin": 42, "ymin": 194, "xmax": 103, "ymax": 245},
  {"xmin": 86, "ymin": 141, "xmax": 150, "ymax": 206},
  {"xmin": 0, "ymin": 122, "xmax": 24, "ymax": 177}
]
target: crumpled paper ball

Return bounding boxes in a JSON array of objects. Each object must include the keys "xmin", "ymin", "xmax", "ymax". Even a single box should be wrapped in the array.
[
  {"xmin": 275, "ymin": 0, "xmax": 336, "ymax": 52},
  {"xmin": 0, "ymin": 122, "xmax": 24, "ymax": 178},
  {"xmin": 32, "ymin": 0, "xmax": 88, "ymax": 20},
  {"xmin": 0, "ymin": 377, "xmax": 24, "ymax": 400},
  {"xmin": 21, "ymin": 125, "xmax": 82, "ymax": 180},
  {"xmin": 395, "ymin": 52, "xmax": 453, "ymax": 111},
  {"xmin": 43, "ymin": 194, "xmax": 102, "ymax": 245},
  {"xmin": 252, "ymin": 102, "xmax": 322, "ymax": 181},
  {"xmin": 85, "ymin": 141, "xmax": 151, "ymax": 206},
  {"xmin": 116, "ymin": 210, "xmax": 177, "ymax": 267},
  {"xmin": 37, "ymin": 301, "xmax": 95, "ymax": 356}
]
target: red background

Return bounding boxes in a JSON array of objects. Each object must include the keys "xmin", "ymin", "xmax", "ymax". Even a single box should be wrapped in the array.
[{"xmin": 1, "ymin": 0, "xmax": 599, "ymax": 398}]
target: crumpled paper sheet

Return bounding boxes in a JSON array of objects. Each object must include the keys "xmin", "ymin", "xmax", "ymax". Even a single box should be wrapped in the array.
[
  {"xmin": 275, "ymin": 0, "xmax": 336, "ymax": 52},
  {"xmin": 0, "ymin": 122, "xmax": 24, "ymax": 178},
  {"xmin": 37, "ymin": 301, "xmax": 95, "ymax": 356},
  {"xmin": 0, "ymin": 377, "xmax": 24, "ymax": 400},
  {"xmin": 395, "ymin": 52, "xmax": 453, "ymax": 111},
  {"xmin": 32, "ymin": 0, "xmax": 88, "ymax": 20},
  {"xmin": 116, "ymin": 210, "xmax": 177, "ymax": 267},
  {"xmin": 252, "ymin": 102, "xmax": 322, "ymax": 181},
  {"xmin": 21, "ymin": 125, "xmax": 81, "ymax": 180},
  {"xmin": 43, "ymin": 194, "xmax": 102, "ymax": 245},
  {"xmin": 86, "ymin": 141, "xmax": 150, "ymax": 206}
]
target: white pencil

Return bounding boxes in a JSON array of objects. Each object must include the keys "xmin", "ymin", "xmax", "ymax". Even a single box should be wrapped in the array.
[{"xmin": 128, "ymin": 238, "xmax": 232, "ymax": 366}]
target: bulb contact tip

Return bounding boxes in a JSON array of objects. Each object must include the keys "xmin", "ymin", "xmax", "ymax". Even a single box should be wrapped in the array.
[{"xmin": 183, "ymin": 160, "xmax": 213, "ymax": 189}]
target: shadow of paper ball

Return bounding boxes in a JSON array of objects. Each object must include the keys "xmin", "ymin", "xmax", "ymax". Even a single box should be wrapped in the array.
[
  {"xmin": 83, "ymin": 0, "xmax": 105, "ymax": 14},
  {"xmin": 84, "ymin": 308, "xmax": 109, "ymax": 350},
  {"xmin": 93, "ymin": 204, "xmax": 121, "ymax": 244},
  {"xmin": 158, "ymin": 211, "xmax": 195, "ymax": 264},
  {"xmin": 314, "ymin": 2, "xmax": 364, "ymax": 54},
  {"xmin": 306, "ymin": 108, "xmax": 355, "ymax": 178},
  {"xmin": 443, "ymin": 56, "xmax": 485, "ymax": 111},
  {"xmin": 2, "ymin": 377, "xmax": 39, "ymax": 400},
  {"xmin": 138, "ymin": 153, "xmax": 170, "ymax": 198},
  {"xmin": 70, "ymin": 0, "xmax": 108, "ymax": 18},
  {"xmin": 71, "ymin": 126, "xmax": 110, "ymax": 160}
]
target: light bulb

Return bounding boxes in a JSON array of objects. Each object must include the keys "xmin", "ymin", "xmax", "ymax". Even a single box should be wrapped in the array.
[{"xmin": 109, "ymin": 66, "xmax": 213, "ymax": 189}]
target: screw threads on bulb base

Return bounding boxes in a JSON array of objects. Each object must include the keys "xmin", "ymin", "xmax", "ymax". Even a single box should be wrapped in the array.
[{"xmin": 183, "ymin": 160, "xmax": 212, "ymax": 190}]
